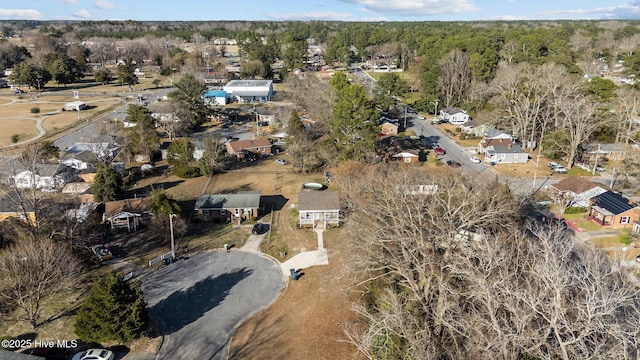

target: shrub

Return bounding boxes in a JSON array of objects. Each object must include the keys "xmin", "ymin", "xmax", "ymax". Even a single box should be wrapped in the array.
[
  {"xmin": 565, "ymin": 206, "xmax": 588, "ymax": 214},
  {"xmin": 30, "ymin": 107, "xmax": 40, "ymax": 114},
  {"xmin": 620, "ymin": 234, "xmax": 633, "ymax": 246},
  {"xmin": 172, "ymin": 164, "xmax": 201, "ymax": 178},
  {"xmin": 10, "ymin": 134, "xmax": 20, "ymax": 143}
]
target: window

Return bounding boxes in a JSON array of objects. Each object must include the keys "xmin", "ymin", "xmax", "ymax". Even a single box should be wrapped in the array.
[
  {"xmin": 234, "ymin": 208, "xmax": 240, "ymax": 216},
  {"xmin": 203, "ymin": 210, "xmax": 210, "ymax": 216},
  {"xmin": 620, "ymin": 216, "xmax": 630, "ymax": 225},
  {"xmin": 404, "ymin": 157, "xmax": 411, "ymax": 163}
]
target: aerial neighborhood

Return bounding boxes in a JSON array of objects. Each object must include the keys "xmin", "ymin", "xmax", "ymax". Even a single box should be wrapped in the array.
[{"xmin": 1, "ymin": 14, "xmax": 640, "ymax": 360}]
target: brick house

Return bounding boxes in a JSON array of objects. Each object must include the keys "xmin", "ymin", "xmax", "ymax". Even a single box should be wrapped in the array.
[
  {"xmin": 225, "ymin": 138, "xmax": 272, "ymax": 161},
  {"xmin": 588, "ymin": 191, "xmax": 640, "ymax": 229},
  {"xmin": 194, "ymin": 191, "xmax": 261, "ymax": 224}
]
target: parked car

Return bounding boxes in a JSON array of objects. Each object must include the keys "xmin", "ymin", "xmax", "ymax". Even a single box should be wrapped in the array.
[
  {"xmin": 252, "ymin": 223, "xmax": 264, "ymax": 235},
  {"xmin": 41, "ymin": 186, "xmax": 59, "ymax": 193},
  {"xmin": 13, "ymin": 89, "xmax": 23, "ymax": 94},
  {"xmin": 91, "ymin": 245, "xmax": 113, "ymax": 262},
  {"xmin": 418, "ymin": 115, "xmax": 425, "ymax": 120},
  {"xmin": 72, "ymin": 349, "xmax": 114, "ymax": 360},
  {"xmin": 275, "ymin": 159, "xmax": 288, "ymax": 165},
  {"xmin": 548, "ymin": 162, "xmax": 567, "ymax": 174},
  {"xmin": 433, "ymin": 146, "xmax": 446, "ymax": 155},
  {"xmin": 446, "ymin": 160, "xmax": 462, "ymax": 168},
  {"xmin": 469, "ymin": 155, "xmax": 481, "ymax": 164}
]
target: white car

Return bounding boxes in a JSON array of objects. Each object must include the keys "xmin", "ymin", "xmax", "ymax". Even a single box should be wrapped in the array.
[
  {"xmin": 275, "ymin": 159, "xmax": 288, "ymax": 165},
  {"xmin": 418, "ymin": 115, "xmax": 426, "ymax": 120},
  {"xmin": 72, "ymin": 349, "xmax": 114, "ymax": 360},
  {"xmin": 469, "ymin": 155, "xmax": 481, "ymax": 164}
]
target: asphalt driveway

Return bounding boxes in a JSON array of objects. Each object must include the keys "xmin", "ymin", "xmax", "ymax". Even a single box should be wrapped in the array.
[{"xmin": 142, "ymin": 251, "xmax": 285, "ymax": 360}]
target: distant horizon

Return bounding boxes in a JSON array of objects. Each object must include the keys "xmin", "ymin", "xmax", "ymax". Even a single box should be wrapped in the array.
[{"xmin": 4, "ymin": 1, "xmax": 640, "ymax": 22}]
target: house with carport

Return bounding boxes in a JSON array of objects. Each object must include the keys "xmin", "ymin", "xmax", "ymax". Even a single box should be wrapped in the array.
[
  {"xmin": 102, "ymin": 197, "xmax": 151, "ymax": 232},
  {"xmin": 194, "ymin": 191, "xmax": 261, "ymax": 224},
  {"xmin": 298, "ymin": 190, "xmax": 340, "ymax": 228}
]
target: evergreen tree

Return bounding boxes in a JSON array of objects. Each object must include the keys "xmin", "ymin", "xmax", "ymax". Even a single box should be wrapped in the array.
[
  {"xmin": 168, "ymin": 73, "xmax": 208, "ymax": 128},
  {"xmin": 75, "ymin": 272, "xmax": 148, "ymax": 343},
  {"xmin": 93, "ymin": 162, "xmax": 122, "ymax": 203}
]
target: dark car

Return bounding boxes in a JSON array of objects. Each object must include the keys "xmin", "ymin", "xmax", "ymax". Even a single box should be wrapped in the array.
[
  {"xmin": 252, "ymin": 223, "xmax": 264, "ymax": 235},
  {"xmin": 446, "ymin": 160, "xmax": 462, "ymax": 168}
]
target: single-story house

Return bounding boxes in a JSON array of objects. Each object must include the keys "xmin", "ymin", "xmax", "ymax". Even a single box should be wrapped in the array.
[
  {"xmin": 225, "ymin": 138, "xmax": 273, "ymax": 160},
  {"xmin": 460, "ymin": 120, "xmax": 489, "ymax": 137},
  {"xmin": 9, "ymin": 163, "xmax": 75, "ymax": 189},
  {"xmin": 589, "ymin": 191, "xmax": 640, "ymax": 229},
  {"xmin": 103, "ymin": 197, "xmax": 151, "ymax": 232},
  {"xmin": 194, "ymin": 191, "xmax": 261, "ymax": 224},
  {"xmin": 223, "ymin": 79, "xmax": 273, "ymax": 103},
  {"xmin": 66, "ymin": 135, "xmax": 121, "ymax": 160},
  {"xmin": 0, "ymin": 195, "xmax": 35, "ymax": 223},
  {"xmin": 477, "ymin": 138, "xmax": 513, "ymax": 155},
  {"xmin": 585, "ymin": 143, "xmax": 627, "ymax": 162},
  {"xmin": 483, "ymin": 129, "xmax": 515, "ymax": 141},
  {"xmin": 547, "ymin": 176, "xmax": 608, "ymax": 208},
  {"xmin": 62, "ymin": 181, "xmax": 92, "ymax": 195},
  {"xmin": 298, "ymin": 190, "xmax": 340, "ymax": 228},
  {"xmin": 377, "ymin": 136, "xmax": 424, "ymax": 163},
  {"xmin": 60, "ymin": 150, "xmax": 99, "ymax": 171},
  {"xmin": 381, "ymin": 121, "xmax": 399, "ymax": 136},
  {"xmin": 484, "ymin": 144, "xmax": 528, "ymax": 164},
  {"xmin": 203, "ymin": 89, "xmax": 228, "ymax": 106},
  {"xmin": 440, "ymin": 108, "xmax": 470, "ymax": 125}
]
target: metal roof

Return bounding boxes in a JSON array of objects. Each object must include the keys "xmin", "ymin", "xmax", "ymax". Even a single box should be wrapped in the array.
[
  {"xmin": 195, "ymin": 191, "xmax": 261, "ymax": 210},
  {"xmin": 591, "ymin": 191, "xmax": 636, "ymax": 215}
]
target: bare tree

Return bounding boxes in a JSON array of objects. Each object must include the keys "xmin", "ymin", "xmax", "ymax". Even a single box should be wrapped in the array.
[
  {"xmin": 0, "ymin": 236, "xmax": 83, "ymax": 328},
  {"xmin": 439, "ymin": 49, "xmax": 471, "ymax": 107},
  {"xmin": 340, "ymin": 164, "xmax": 640, "ymax": 360},
  {"xmin": 556, "ymin": 96, "xmax": 608, "ymax": 168},
  {"xmin": 614, "ymin": 86, "xmax": 640, "ymax": 145}
]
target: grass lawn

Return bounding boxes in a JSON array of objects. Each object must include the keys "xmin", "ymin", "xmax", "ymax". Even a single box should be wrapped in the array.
[
  {"xmin": 567, "ymin": 167, "xmax": 597, "ymax": 177},
  {"xmin": 569, "ymin": 219, "xmax": 603, "ymax": 232},
  {"xmin": 590, "ymin": 235, "xmax": 625, "ymax": 248},
  {"xmin": 562, "ymin": 212, "xmax": 589, "ymax": 220}
]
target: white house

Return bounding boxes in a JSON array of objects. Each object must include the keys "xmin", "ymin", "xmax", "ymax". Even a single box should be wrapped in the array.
[
  {"xmin": 63, "ymin": 101, "xmax": 87, "ymax": 111},
  {"xmin": 298, "ymin": 190, "xmax": 340, "ymax": 228},
  {"xmin": 223, "ymin": 80, "xmax": 273, "ymax": 103},
  {"xmin": 9, "ymin": 163, "xmax": 75, "ymax": 189},
  {"xmin": 441, "ymin": 108, "xmax": 469, "ymax": 125},
  {"xmin": 484, "ymin": 144, "xmax": 528, "ymax": 164}
]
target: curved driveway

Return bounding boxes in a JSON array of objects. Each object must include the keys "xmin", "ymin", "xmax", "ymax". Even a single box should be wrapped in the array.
[{"xmin": 142, "ymin": 251, "xmax": 285, "ymax": 360}]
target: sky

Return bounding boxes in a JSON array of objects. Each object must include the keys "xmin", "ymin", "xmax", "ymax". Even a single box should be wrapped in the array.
[{"xmin": 3, "ymin": 0, "xmax": 640, "ymax": 22}]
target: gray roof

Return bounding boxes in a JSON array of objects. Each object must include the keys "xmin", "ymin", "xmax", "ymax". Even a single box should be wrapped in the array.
[
  {"xmin": 487, "ymin": 144, "xmax": 525, "ymax": 154},
  {"xmin": 299, "ymin": 191, "xmax": 340, "ymax": 211},
  {"xmin": 194, "ymin": 191, "xmax": 261, "ymax": 210},
  {"xmin": 588, "ymin": 143, "xmax": 626, "ymax": 153},
  {"xmin": 225, "ymin": 80, "xmax": 273, "ymax": 88}
]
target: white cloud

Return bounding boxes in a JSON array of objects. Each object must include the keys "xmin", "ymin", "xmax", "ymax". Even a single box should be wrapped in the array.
[
  {"xmin": 538, "ymin": 2, "xmax": 640, "ymax": 19},
  {"xmin": 72, "ymin": 9, "xmax": 91, "ymax": 19},
  {"xmin": 268, "ymin": 11, "xmax": 354, "ymax": 21},
  {"xmin": 491, "ymin": 14, "xmax": 528, "ymax": 20},
  {"xmin": 338, "ymin": 0, "xmax": 481, "ymax": 16},
  {"xmin": 0, "ymin": 9, "xmax": 43, "ymax": 20},
  {"xmin": 63, "ymin": 0, "xmax": 78, "ymax": 4},
  {"xmin": 94, "ymin": 0, "xmax": 117, "ymax": 10}
]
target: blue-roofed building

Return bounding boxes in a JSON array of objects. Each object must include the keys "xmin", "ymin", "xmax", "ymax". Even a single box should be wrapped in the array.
[{"xmin": 203, "ymin": 89, "xmax": 228, "ymax": 106}]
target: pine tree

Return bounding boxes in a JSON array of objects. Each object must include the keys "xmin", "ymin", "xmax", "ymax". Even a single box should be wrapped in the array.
[
  {"xmin": 92, "ymin": 162, "xmax": 122, "ymax": 203},
  {"xmin": 74, "ymin": 272, "xmax": 148, "ymax": 343}
]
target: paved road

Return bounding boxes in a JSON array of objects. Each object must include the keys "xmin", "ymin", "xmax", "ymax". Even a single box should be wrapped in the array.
[
  {"xmin": 53, "ymin": 87, "xmax": 174, "ymax": 150},
  {"xmin": 142, "ymin": 251, "xmax": 284, "ymax": 360}
]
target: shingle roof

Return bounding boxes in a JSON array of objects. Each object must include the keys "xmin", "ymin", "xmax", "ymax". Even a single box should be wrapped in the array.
[
  {"xmin": 226, "ymin": 138, "xmax": 272, "ymax": 153},
  {"xmin": 298, "ymin": 191, "xmax": 340, "ymax": 211},
  {"xmin": 550, "ymin": 176, "xmax": 604, "ymax": 194},
  {"xmin": 104, "ymin": 197, "xmax": 149, "ymax": 218},
  {"xmin": 487, "ymin": 144, "xmax": 525, "ymax": 154},
  {"xmin": 591, "ymin": 191, "xmax": 636, "ymax": 215},
  {"xmin": 194, "ymin": 191, "xmax": 261, "ymax": 210}
]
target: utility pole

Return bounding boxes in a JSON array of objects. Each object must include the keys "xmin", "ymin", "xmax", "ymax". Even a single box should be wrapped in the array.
[{"xmin": 169, "ymin": 213, "xmax": 177, "ymax": 259}]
